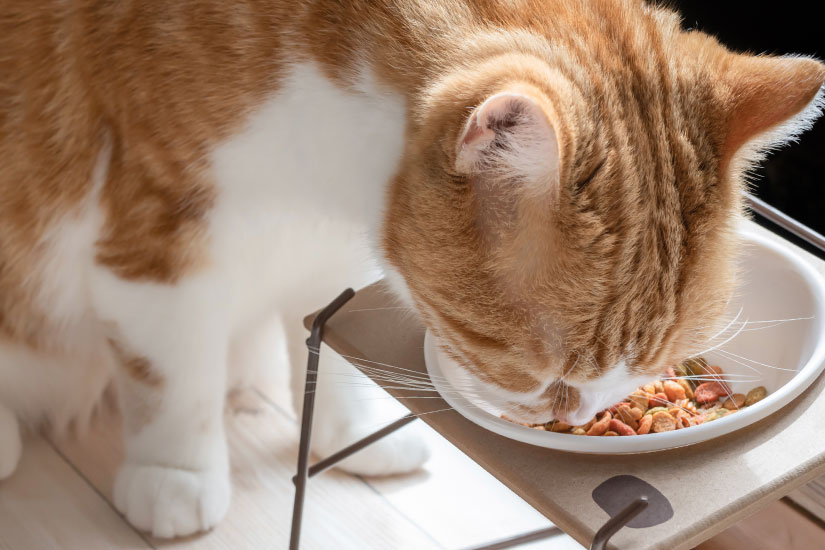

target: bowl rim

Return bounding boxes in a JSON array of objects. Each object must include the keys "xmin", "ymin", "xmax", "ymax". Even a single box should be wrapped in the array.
[{"xmin": 423, "ymin": 228, "xmax": 825, "ymax": 454}]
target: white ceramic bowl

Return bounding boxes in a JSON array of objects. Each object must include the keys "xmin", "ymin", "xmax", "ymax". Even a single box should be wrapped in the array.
[{"xmin": 424, "ymin": 229, "xmax": 825, "ymax": 453}]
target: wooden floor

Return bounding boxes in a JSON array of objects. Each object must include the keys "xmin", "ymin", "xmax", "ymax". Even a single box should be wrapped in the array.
[{"xmin": 2, "ymin": 349, "xmax": 825, "ymax": 550}]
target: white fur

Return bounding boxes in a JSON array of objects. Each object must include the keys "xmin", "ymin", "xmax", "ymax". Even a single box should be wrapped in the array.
[
  {"xmin": 382, "ymin": 263, "xmax": 416, "ymax": 307},
  {"xmin": 564, "ymin": 364, "xmax": 653, "ymax": 426},
  {"xmin": 0, "ymin": 62, "xmax": 430, "ymax": 536}
]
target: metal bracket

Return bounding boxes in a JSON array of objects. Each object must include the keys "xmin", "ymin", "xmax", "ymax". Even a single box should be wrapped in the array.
[
  {"xmin": 460, "ymin": 496, "xmax": 648, "ymax": 550},
  {"xmin": 590, "ymin": 497, "xmax": 649, "ymax": 550},
  {"xmin": 289, "ymin": 288, "xmax": 419, "ymax": 550}
]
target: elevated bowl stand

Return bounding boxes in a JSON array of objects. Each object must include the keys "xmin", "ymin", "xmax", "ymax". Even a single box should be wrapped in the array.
[{"xmin": 289, "ymin": 217, "xmax": 825, "ymax": 550}]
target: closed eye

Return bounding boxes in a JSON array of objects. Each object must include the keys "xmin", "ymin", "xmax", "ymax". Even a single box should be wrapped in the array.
[{"xmin": 574, "ymin": 158, "xmax": 606, "ymax": 193}]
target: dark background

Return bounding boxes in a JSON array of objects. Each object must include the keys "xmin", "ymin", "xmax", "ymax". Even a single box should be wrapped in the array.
[{"xmin": 668, "ymin": 1, "xmax": 824, "ymax": 235}]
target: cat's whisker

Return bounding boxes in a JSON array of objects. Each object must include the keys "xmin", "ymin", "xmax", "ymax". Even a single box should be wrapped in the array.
[
  {"xmin": 736, "ymin": 323, "xmax": 786, "ymax": 333},
  {"xmin": 303, "ymin": 371, "xmax": 439, "ymax": 388},
  {"xmin": 306, "ymin": 348, "xmax": 456, "ymax": 383},
  {"xmin": 546, "ymin": 367, "xmax": 568, "ymax": 430},
  {"xmin": 699, "ymin": 351, "xmax": 763, "ymax": 379},
  {"xmin": 321, "ymin": 370, "xmax": 442, "ymax": 387},
  {"xmin": 303, "ymin": 382, "xmax": 447, "ymax": 394},
  {"xmin": 734, "ymin": 316, "xmax": 812, "ymax": 324},
  {"xmin": 711, "ymin": 348, "xmax": 798, "ymax": 373},
  {"xmin": 308, "ymin": 363, "xmax": 455, "ymax": 391},
  {"xmin": 688, "ymin": 309, "xmax": 749, "ymax": 350},
  {"xmin": 706, "ymin": 306, "xmax": 745, "ymax": 342},
  {"xmin": 356, "ymin": 394, "xmax": 491, "ymax": 402},
  {"xmin": 663, "ymin": 375, "xmax": 763, "ymax": 383},
  {"xmin": 307, "ymin": 349, "xmax": 539, "ymax": 408},
  {"xmin": 560, "ymin": 381, "xmax": 570, "ymax": 429},
  {"xmin": 664, "ymin": 373, "xmax": 761, "ymax": 379},
  {"xmin": 311, "ymin": 366, "xmax": 434, "ymax": 380},
  {"xmin": 693, "ymin": 316, "xmax": 812, "ymax": 339},
  {"xmin": 302, "ymin": 372, "xmax": 499, "ymax": 400},
  {"xmin": 352, "ymin": 366, "xmax": 451, "ymax": 384},
  {"xmin": 302, "ymin": 374, "xmax": 436, "ymax": 388},
  {"xmin": 689, "ymin": 315, "xmax": 813, "ymax": 357},
  {"xmin": 687, "ymin": 312, "xmax": 748, "ymax": 359},
  {"xmin": 360, "ymin": 405, "xmax": 467, "ymax": 431},
  {"xmin": 339, "ymin": 306, "xmax": 411, "ymax": 313}
]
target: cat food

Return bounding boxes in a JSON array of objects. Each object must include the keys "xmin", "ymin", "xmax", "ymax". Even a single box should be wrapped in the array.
[
  {"xmin": 745, "ymin": 386, "xmax": 768, "ymax": 406},
  {"xmin": 504, "ymin": 358, "xmax": 769, "ymax": 436}
]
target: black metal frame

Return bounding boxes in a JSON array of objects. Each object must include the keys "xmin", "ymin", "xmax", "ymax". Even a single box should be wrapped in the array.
[
  {"xmin": 288, "ymin": 288, "xmax": 651, "ymax": 550},
  {"xmin": 745, "ymin": 192, "xmax": 825, "ymax": 260}
]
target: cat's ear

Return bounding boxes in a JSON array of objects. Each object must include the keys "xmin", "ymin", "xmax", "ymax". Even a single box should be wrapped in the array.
[
  {"xmin": 722, "ymin": 55, "xmax": 825, "ymax": 160},
  {"xmin": 455, "ymin": 90, "xmax": 560, "ymax": 189}
]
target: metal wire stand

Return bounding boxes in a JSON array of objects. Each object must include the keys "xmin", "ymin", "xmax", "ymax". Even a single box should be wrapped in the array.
[{"xmin": 289, "ymin": 288, "xmax": 651, "ymax": 550}]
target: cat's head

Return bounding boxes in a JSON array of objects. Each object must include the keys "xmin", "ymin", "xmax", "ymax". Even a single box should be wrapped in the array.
[{"xmin": 382, "ymin": 7, "xmax": 825, "ymax": 425}]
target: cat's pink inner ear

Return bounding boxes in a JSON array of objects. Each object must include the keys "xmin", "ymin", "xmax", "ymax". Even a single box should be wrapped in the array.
[
  {"xmin": 723, "ymin": 56, "xmax": 825, "ymax": 158},
  {"xmin": 455, "ymin": 92, "xmax": 559, "ymax": 184},
  {"xmin": 459, "ymin": 110, "xmax": 496, "ymax": 150}
]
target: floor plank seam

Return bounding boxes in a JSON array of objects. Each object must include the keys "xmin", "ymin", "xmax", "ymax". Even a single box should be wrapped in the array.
[
  {"xmin": 44, "ymin": 435, "xmax": 157, "ymax": 550},
  {"xmin": 253, "ymin": 388, "xmax": 296, "ymax": 423},
  {"xmin": 355, "ymin": 473, "xmax": 446, "ymax": 550}
]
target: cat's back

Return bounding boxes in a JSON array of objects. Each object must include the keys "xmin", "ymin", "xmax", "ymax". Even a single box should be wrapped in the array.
[
  {"xmin": 0, "ymin": 0, "xmax": 657, "ymax": 345},
  {"xmin": 0, "ymin": 0, "xmax": 409, "ymax": 344},
  {"xmin": 0, "ymin": 2, "xmax": 104, "ymax": 207},
  {"xmin": 0, "ymin": 0, "xmax": 296, "ymax": 204}
]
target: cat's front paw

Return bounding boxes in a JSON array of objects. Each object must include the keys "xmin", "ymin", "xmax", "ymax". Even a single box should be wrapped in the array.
[{"xmin": 113, "ymin": 462, "xmax": 231, "ymax": 538}]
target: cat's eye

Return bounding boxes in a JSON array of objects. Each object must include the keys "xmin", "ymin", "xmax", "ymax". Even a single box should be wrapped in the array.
[{"xmin": 573, "ymin": 158, "xmax": 606, "ymax": 193}]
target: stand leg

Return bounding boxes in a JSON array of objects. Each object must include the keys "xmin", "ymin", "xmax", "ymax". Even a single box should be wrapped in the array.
[
  {"xmin": 589, "ymin": 497, "xmax": 649, "ymax": 550},
  {"xmin": 461, "ymin": 526, "xmax": 563, "ymax": 550},
  {"xmin": 289, "ymin": 289, "xmax": 355, "ymax": 550}
]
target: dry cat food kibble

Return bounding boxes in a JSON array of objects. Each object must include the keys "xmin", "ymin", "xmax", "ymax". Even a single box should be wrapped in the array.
[{"xmin": 504, "ymin": 358, "xmax": 769, "ymax": 436}]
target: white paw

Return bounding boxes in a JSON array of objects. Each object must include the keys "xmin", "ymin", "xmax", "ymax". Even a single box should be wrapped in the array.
[
  {"xmin": 314, "ymin": 420, "xmax": 430, "ymax": 477},
  {"xmin": 0, "ymin": 404, "xmax": 22, "ymax": 480},
  {"xmin": 113, "ymin": 463, "xmax": 231, "ymax": 538}
]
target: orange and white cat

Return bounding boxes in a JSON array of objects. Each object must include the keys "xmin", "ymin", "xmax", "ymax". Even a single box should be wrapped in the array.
[{"xmin": 1, "ymin": 0, "xmax": 823, "ymax": 538}]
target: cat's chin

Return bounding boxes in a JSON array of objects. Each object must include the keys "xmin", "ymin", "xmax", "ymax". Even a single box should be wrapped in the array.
[{"xmin": 554, "ymin": 407, "xmax": 603, "ymax": 427}]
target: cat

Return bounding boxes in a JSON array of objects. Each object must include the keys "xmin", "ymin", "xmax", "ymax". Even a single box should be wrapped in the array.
[{"xmin": 1, "ymin": 0, "xmax": 823, "ymax": 539}]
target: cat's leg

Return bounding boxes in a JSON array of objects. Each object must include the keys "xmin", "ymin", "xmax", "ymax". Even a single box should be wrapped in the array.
[
  {"xmin": 0, "ymin": 339, "xmax": 112, "ymax": 481},
  {"xmin": 0, "ymin": 402, "xmax": 22, "ymax": 480},
  {"xmin": 227, "ymin": 314, "xmax": 286, "ymax": 394},
  {"xmin": 91, "ymin": 269, "xmax": 231, "ymax": 538},
  {"xmin": 266, "ymin": 216, "xmax": 428, "ymax": 475},
  {"xmin": 284, "ymin": 312, "xmax": 430, "ymax": 476}
]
